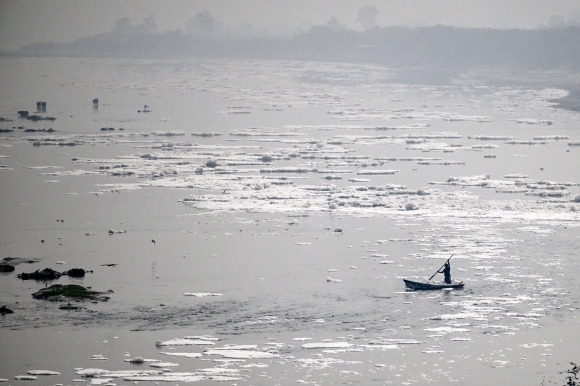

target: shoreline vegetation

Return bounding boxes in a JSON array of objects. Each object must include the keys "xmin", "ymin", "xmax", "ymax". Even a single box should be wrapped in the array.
[{"xmin": 2, "ymin": 24, "xmax": 579, "ymax": 111}]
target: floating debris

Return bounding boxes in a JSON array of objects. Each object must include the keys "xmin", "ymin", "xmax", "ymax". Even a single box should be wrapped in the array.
[
  {"xmin": 32, "ymin": 284, "xmax": 110, "ymax": 302},
  {"xmin": 18, "ymin": 268, "xmax": 61, "ymax": 281}
]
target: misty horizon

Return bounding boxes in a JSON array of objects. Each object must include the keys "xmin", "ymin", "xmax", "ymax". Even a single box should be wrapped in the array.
[
  {"xmin": 7, "ymin": 14, "xmax": 580, "ymax": 78},
  {"xmin": 8, "ymin": 9, "xmax": 580, "ymax": 50},
  {"xmin": 2, "ymin": 1, "xmax": 580, "ymax": 52}
]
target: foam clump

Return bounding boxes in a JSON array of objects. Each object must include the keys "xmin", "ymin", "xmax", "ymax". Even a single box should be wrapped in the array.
[
  {"xmin": 156, "ymin": 337, "xmax": 216, "ymax": 346},
  {"xmin": 183, "ymin": 292, "xmax": 223, "ymax": 297},
  {"xmin": 160, "ymin": 352, "xmax": 203, "ymax": 358},
  {"xmin": 204, "ymin": 348, "xmax": 279, "ymax": 359},
  {"xmin": 26, "ymin": 370, "xmax": 60, "ymax": 375},
  {"xmin": 302, "ymin": 342, "xmax": 353, "ymax": 349},
  {"xmin": 149, "ymin": 361, "xmax": 179, "ymax": 368}
]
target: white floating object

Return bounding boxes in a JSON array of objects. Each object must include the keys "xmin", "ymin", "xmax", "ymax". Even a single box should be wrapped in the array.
[
  {"xmin": 75, "ymin": 368, "xmax": 109, "ymax": 377},
  {"xmin": 26, "ymin": 370, "xmax": 60, "ymax": 376},
  {"xmin": 302, "ymin": 342, "xmax": 353, "ymax": 349},
  {"xmin": 204, "ymin": 349, "xmax": 279, "ymax": 359},
  {"xmin": 160, "ymin": 352, "xmax": 203, "ymax": 358},
  {"xmin": 149, "ymin": 362, "xmax": 179, "ymax": 368},
  {"xmin": 156, "ymin": 338, "xmax": 216, "ymax": 346}
]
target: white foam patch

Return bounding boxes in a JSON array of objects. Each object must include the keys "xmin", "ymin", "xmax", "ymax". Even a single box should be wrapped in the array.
[
  {"xmin": 149, "ymin": 361, "xmax": 179, "ymax": 368},
  {"xmin": 302, "ymin": 342, "xmax": 353, "ymax": 349},
  {"xmin": 156, "ymin": 338, "xmax": 216, "ymax": 346},
  {"xmin": 468, "ymin": 135, "xmax": 516, "ymax": 141},
  {"xmin": 160, "ymin": 352, "xmax": 203, "ymax": 358},
  {"xmin": 57, "ymin": 124, "xmax": 578, "ymax": 232},
  {"xmin": 26, "ymin": 370, "xmax": 60, "ymax": 376},
  {"xmin": 183, "ymin": 292, "xmax": 223, "ymax": 297},
  {"xmin": 294, "ymin": 357, "xmax": 363, "ymax": 369},
  {"xmin": 512, "ymin": 118, "xmax": 553, "ymax": 125},
  {"xmin": 356, "ymin": 169, "xmax": 399, "ymax": 175},
  {"xmin": 184, "ymin": 335, "xmax": 220, "ymax": 341},
  {"xmin": 423, "ymin": 327, "xmax": 472, "ymax": 333},
  {"xmin": 204, "ymin": 349, "xmax": 279, "ymax": 359},
  {"xmin": 429, "ymin": 312, "xmax": 489, "ymax": 321},
  {"xmin": 76, "ymin": 367, "xmax": 243, "ymax": 382},
  {"xmin": 520, "ymin": 343, "xmax": 554, "ymax": 349},
  {"xmin": 360, "ymin": 343, "xmax": 400, "ymax": 350},
  {"xmin": 125, "ymin": 371, "xmax": 242, "ymax": 382}
]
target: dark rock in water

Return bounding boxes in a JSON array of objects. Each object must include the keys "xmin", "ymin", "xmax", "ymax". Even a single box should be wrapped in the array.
[
  {"xmin": 0, "ymin": 264, "xmax": 15, "ymax": 273},
  {"xmin": 24, "ymin": 128, "xmax": 55, "ymax": 133},
  {"xmin": 0, "ymin": 305, "xmax": 14, "ymax": 314},
  {"xmin": 25, "ymin": 115, "xmax": 56, "ymax": 121},
  {"xmin": 18, "ymin": 267, "xmax": 92, "ymax": 280},
  {"xmin": 32, "ymin": 284, "xmax": 110, "ymax": 302},
  {"xmin": 18, "ymin": 268, "xmax": 62, "ymax": 281},
  {"xmin": 63, "ymin": 268, "xmax": 89, "ymax": 278}
]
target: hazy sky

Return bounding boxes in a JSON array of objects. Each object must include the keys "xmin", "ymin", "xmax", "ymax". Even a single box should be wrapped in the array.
[{"xmin": 1, "ymin": 0, "xmax": 579, "ymax": 51}]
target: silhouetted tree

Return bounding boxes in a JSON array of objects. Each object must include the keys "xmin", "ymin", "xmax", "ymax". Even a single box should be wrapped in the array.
[
  {"xmin": 357, "ymin": 5, "xmax": 379, "ymax": 30},
  {"xmin": 186, "ymin": 9, "xmax": 223, "ymax": 37}
]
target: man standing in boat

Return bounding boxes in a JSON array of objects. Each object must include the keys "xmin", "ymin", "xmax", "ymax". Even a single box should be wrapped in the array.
[{"xmin": 438, "ymin": 261, "xmax": 451, "ymax": 284}]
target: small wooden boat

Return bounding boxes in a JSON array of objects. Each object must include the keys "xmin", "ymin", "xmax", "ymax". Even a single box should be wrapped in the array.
[{"xmin": 403, "ymin": 279, "xmax": 464, "ymax": 290}]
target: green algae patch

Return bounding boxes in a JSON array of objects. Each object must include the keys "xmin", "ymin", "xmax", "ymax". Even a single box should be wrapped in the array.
[{"xmin": 32, "ymin": 284, "xmax": 110, "ymax": 302}]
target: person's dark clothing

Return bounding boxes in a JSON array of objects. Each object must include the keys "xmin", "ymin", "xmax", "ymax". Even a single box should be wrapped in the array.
[{"xmin": 439, "ymin": 262, "xmax": 451, "ymax": 284}]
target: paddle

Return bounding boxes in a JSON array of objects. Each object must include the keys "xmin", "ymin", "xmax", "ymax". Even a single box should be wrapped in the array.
[{"xmin": 428, "ymin": 254, "xmax": 454, "ymax": 281}]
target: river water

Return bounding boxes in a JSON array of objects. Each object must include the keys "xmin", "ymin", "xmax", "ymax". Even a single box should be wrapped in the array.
[{"xmin": 0, "ymin": 57, "xmax": 579, "ymax": 385}]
